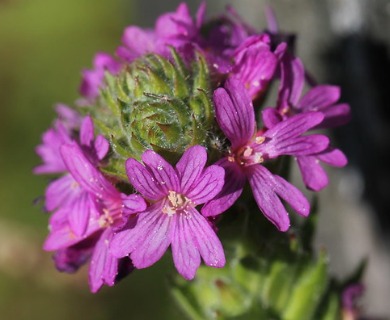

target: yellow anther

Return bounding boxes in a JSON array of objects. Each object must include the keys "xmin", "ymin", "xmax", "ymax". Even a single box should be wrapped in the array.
[{"xmin": 255, "ymin": 136, "xmax": 265, "ymax": 144}]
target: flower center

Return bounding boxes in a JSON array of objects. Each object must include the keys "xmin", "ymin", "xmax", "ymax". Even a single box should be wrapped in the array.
[
  {"xmin": 228, "ymin": 132, "xmax": 267, "ymax": 167},
  {"xmin": 98, "ymin": 204, "xmax": 123, "ymax": 228},
  {"xmin": 163, "ymin": 191, "xmax": 193, "ymax": 216},
  {"xmin": 228, "ymin": 144, "xmax": 264, "ymax": 167}
]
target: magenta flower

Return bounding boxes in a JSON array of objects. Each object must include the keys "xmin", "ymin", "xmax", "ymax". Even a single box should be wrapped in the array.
[
  {"xmin": 44, "ymin": 142, "xmax": 146, "ymax": 292},
  {"xmin": 261, "ymin": 55, "xmax": 349, "ymax": 191},
  {"xmin": 55, "ymin": 103, "xmax": 82, "ymax": 131},
  {"xmin": 202, "ymin": 79, "xmax": 329, "ymax": 231},
  {"xmin": 111, "ymin": 146, "xmax": 226, "ymax": 280},
  {"xmin": 43, "ymin": 116, "xmax": 110, "ymax": 236},
  {"xmin": 194, "ymin": 8, "xmax": 284, "ymax": 99},
  {"xmin": 117, "ymin": 3, "xmax": 204, "ymax": 63},
  {"xmin": 230, "ymin": 34, "xmax": 285, "ymax": 100},
  {"xmin": 34, "ymin": 104, "xmax": 82, "ymax": 175},
  {"xmin": 79, "ymin": 52, "xmax": 121, "ymax": 101},
  {"xmin": 116, "ymin": 3, "xmax": 282, "ymax": 100},
  {"xmin": 295, "ymin": 147, "xmax": 347, "ymax": 191},
  {"xmin": 34, "ymin": 120, "xmax": 72, "ymax": 174},
  {"xmin": 264, "ymin": 53, "xmax": 351, "ymax": 129},
  {"xmin": 197, "ymin": 5, "xmax": 255, "ymax": 74}
]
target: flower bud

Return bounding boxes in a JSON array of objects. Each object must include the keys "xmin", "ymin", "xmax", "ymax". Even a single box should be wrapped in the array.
[{"xmin": 91, "ymin": 49, "xmax": 216, "ymax": 178}]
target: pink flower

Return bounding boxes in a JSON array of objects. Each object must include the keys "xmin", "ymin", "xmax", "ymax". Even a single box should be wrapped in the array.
[
  {"xmin": 111, "ymin": 145, "xmax": 226, "ymax": 280},
  {"xmin": 43, "ymin": 116, "xmax": 110, "ymax": 236},
  {"xmin": 44, "ymin": 142, "xmax": 146, "ymax": 292},
  {"xmin": 261, "ymin": 55, "xmax": 349, "ymax": 191},
  {"xmin": 117, "ymin": 3, "xmax": 205, "ymax": 63},
  {"xmin": 34, "ymin": 104, "xmax": 81, "ymax": 175},
  {"xmin": 79, "ymin": 52, "xmax": 121, "ymax": 101},
  {"xmin": 202, "ymin": 78, "xmax": 329, "ymax": 231},
  {"xmin": 264, "ymin": 53, "xmax": 351, "ymax": 129},
  {"xmin": 230, "ymin": 34, "xmax": 285, "ymax": 100}
]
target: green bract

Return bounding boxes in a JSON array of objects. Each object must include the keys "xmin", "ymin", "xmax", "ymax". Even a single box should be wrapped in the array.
[
  {"xmin": 88, "ymin": 49, "xmax": 215, "ymax": 179},
  {"xmin": 171, "ymin": 209, "xmax": 341, "ymax": 320}
]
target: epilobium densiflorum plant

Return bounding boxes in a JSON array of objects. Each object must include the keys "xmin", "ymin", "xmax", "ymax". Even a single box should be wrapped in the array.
[{"xmin": 35, "ymin": 3, "xmax": 362, "ymax": 319}]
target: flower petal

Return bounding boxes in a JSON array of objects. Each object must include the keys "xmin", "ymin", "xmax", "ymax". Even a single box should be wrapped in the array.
[
  {"xmin": 44, "ymin": 226, "xmax": 79, "ymax": 251},
  {"xmin": 80, "ymin": 116, "xmax": 94, "ymax": 147},
  {"xmin": 214, "ymin": 78, "xmax": 255, "ymax": 149},
  {"xmin": 195, "ymin": 2, "xmax": 206, "ymax": 29},
  {"xmin": 261, "ymin": 107, "xmax": 282, "ymax": 129},
  {"xmin": 296, "ymin": 156, "xmax": 329, "ymax": 191},
  {"xmin": 89, "ymin": 229, "xmax": 118, "ymax": 293},
  {"xmin": 49, "ymin": 207, "xmax": 69, "ymax": 228},
  {"xmin": 319, "ymin": 103, "xmax": 351, "ymax": 129},
  {"xmin": 44, "ymin": 217, "xmax": 101, "ymax": 252},
  {"xmin": 68, "ymin": 192, "xmax": 96, "ymax": 237},
  {"xmin": 317, "ymin": 148, "xmax": 347, "ymax": 167},
  {"xmin": 117, "ymin": 26, "xmax": 156, "ymax": 62},
  {"xmin": 246, "ymin": 165, "xmax": 291, "ymax": 231},
  {"xmin": 272, "ymin": 173, "xmax": 310, "ymax": 217},
  {"xmin": 277, "ymin": 54, "xmax": 305, "ymax": 109},
  {"xmin": 110, "ymin": 202, "xmax": 167, "ymax": 261},
  {"xmin": 121, "ymin": 194, "xmax": 147, "ymax": 217},
  {"xmin": 141, "ymin": 150, "xmax": 180, "ymax": 192},
  {"xmin": 34, "ymin": 124, "xmax": 69, "ymax": 174},
  {"xmin": 155, "ymin": 3, "xmax": 194, "ymax": 39},
  {"xmin": 202, "ymin": 159, "xmax": 245, "ymax": 217},
  {"xmin": 232, "ymin": 45, "xmax": 277, "ymax": 99},
  {"xmin": 188, "ymin": 207, "xmax": 225, "ymax": 268},
  {"xmin": 55, "ymin": 104, "xmax": 82, "ymax": 130},
  {"xmin": 126, "ymin": 158, "xmax": 166, "ymax": 200},
  {"xmin": 175, "ymin": 145, "xmax": 207, "ymax": 194},
  {"xmin": 263, "ymin": 134, "xmax": 330, "ymax": 158},
  {"xmin": 186, "ymin": 164, "xmax": 225, "ymax": 205},
  {"xmin": 45, "ymin": 174, "xmax": 80, "ymax": 211},
  {"xmin": 297, "ymin": 85, "xmax": 340, "ymax": 110},
  {"xmin": 171, "ymin": 211, "xmax": 201, "ymax": 280},
  {"xmin": 94, "ymin": 135, "xmax": 110, "ymax": 160},
  {"xmin": 130, "ymin": 206, "xmax": 173, "ymax": 269},
  {"xmin": 93, "ymin": 52, "xmax": 121, "ymax": 73},
  {"xmin": 264, "ymin": 112, "xmax": 324, "ymax": 140},
  {"xmin": 61, "ymin": 143, "xmax": 118, "ymax": 199},
  {"xmin": 54, "ymin": 245, "xmax": 93, "ymax": 273}
]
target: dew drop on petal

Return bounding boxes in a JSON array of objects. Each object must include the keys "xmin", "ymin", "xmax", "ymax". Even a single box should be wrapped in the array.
[{"xmin": 210, "ymin": 259, "xmax": 219, "ymax": 267}]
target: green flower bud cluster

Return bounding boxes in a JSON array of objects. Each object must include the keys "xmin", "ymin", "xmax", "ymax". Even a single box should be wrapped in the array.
[{"xmin": 88, "ymin": 50, "xmax": 216, "ymax": 179}]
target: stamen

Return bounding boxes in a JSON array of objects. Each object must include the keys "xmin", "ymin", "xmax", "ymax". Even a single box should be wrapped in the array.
[
  {"xmin": 243, "ymin": 146, "xmax": 253, "ymax": 157},
  {"xmin": 255, "ymin": 136, "xmax": 265, "ymax": 144},
  {"xmin": 281, "ymin": 106, "xmax": 290, "ymax": 115},
  {"xmin": 254, "ymin": 152, "xmax": 264, "ymax": 164},
  {"xmin": 163, "ymin": 191, "xmax": 192, "ymax": 216},
  {"xmin": 98, "ymin": 208, "xmax": 115, "ymax": 228},
  {"xmin": 228, "ymin": 155, "xmax": 235, "ymax": 162}
]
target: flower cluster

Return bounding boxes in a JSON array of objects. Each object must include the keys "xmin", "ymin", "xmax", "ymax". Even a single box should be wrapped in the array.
[{"xmin": 35, "ymin": 3, "xmax": 350, "ymax": 292}]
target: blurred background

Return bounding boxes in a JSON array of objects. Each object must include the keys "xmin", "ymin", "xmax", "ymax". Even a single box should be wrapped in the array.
[{"xmin": 0, "ymin": 0, "xmax": 389, "ymax": 319}]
